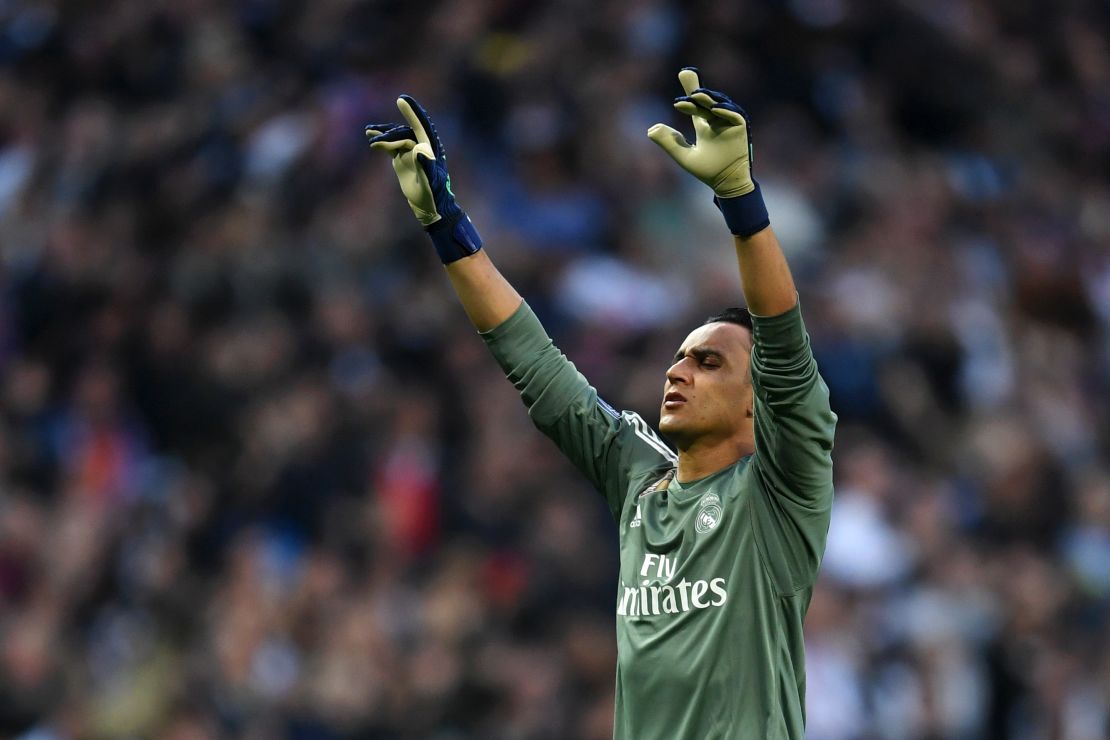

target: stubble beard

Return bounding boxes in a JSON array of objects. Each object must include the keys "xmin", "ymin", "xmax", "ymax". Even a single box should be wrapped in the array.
[{"xmin": 658, "ymin": 412, "xmax": 692, "ymax": 450}]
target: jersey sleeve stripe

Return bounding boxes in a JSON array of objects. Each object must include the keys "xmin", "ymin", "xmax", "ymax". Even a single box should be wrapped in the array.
[
  {"xmin": 596, "ymin": 396, "xmax": 621, "ymax": 419},
  {"xmin": 625, "ymin": 412, "xmax": 677, "ymax": 461}
]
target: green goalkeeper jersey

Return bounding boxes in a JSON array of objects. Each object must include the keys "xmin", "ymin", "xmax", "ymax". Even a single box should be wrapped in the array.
[{"xmin": 481, "ymin": 300, "xmax": 836, "ymax": 740}]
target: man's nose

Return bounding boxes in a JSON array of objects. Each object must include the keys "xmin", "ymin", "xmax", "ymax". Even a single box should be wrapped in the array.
[{"xmin": 666, "ymin": 358, "xmax": 691, "ymax": 385}]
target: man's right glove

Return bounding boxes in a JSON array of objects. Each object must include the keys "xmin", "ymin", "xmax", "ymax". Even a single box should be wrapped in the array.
[
  {"xmin": 365, "ymin": 95, "xmax": 482, "ymax": 264},
  {"xmin": 647, "ymin": 67, "xmax": 770, "ymax": 238}
]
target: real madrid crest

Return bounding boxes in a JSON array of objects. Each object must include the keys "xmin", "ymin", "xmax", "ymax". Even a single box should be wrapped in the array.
[{"xmin": 695, "ymin": 493, "xmax": 722, "ymax": 534}]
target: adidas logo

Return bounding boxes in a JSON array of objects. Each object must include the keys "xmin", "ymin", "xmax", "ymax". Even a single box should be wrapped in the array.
[{"xmin": 630, "ymin": 504, "xmax": 642, "ymax": 528}]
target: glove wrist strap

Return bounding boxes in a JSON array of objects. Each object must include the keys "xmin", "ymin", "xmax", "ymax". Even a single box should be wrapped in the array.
[
  {"xmin": 426, "ymin": 211, "xmax": 483, "ymax": 264},
  {"xmin": 714, "ymin": 182, "xmax": 770, "ymax": 238}
]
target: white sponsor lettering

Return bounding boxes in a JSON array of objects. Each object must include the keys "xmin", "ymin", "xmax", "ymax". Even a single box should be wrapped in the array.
[
  {"xmin": 691, "ymin": 579, "xmax": 709, "ymax": 608},
  {"xmin": 639, "ymin": 553, "xmax": 677, "ymax": 582},
  {"xmin": 661, "ymin": 586, "xmax": 678, "ymax": 614},
  {"xmin": 620, "ymin": 586, "xmax": 638, "ymax": 616},
  {"xmin": 617, "ymin": 554, "xmax": 728, "ymax": 618},
  {"xmin": 710, "ymin": 577, "xmax": 727, "ymax": 606}
]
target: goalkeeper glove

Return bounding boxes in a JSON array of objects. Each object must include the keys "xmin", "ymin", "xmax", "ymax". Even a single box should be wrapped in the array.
[
  {"xmin": 647, "ymin": 67, "xmax": 770, "ymax": 238},
  {"xmin": 365, "ymin": 95, "xmax": 482, "ymax": 264}
]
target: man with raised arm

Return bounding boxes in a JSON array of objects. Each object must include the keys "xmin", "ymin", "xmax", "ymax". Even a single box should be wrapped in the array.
[{"xmin": 366, "ymin": 67, "xmax": 837, "ymax": 740}]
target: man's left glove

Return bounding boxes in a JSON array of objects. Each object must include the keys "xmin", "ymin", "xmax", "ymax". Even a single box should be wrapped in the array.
[
  {"xmin": 365, "ymin": 95, "xmax": 482, "ymax": 264},
  {"xmin": 647, "ymin": 68, "xmax": 770, "ymax": 238}
]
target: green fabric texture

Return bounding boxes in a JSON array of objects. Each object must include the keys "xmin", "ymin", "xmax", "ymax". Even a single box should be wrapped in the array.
[{"xmin": 481, "ymin": 300, "xmax": 836, "ymax": 739}]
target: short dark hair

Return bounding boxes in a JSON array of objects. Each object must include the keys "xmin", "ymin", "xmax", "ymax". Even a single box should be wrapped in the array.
[{"xmin": 702, "ymin": 307, "xmax": 753, "ymax": 331}]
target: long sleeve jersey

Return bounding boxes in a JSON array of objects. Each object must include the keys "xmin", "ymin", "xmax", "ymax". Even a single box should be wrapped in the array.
[{"xmin": 481, "ymin": 300, "xmax": 836, "ymax": 739}]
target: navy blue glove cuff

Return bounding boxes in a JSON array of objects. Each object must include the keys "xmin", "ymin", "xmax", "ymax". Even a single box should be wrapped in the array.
[
  {"xmin": 714, "ymin": 182, "xmax": 770, "ymax": 238},
  {"xmin": 426, "ymin": 211, "xmax": 483, "ymax": 264}
]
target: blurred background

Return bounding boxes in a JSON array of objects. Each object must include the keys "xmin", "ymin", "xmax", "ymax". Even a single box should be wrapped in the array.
[{"xmin": 0, "ymin": 0, "xmax": 1108, "ymax": 738}]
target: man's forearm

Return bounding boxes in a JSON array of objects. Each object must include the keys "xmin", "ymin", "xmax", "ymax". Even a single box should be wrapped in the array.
[
  {"xmin": 445, "ymin": 250, "xmax": 524, "ymax": 332},
  {"xmin": 734, "ymin": 226, "xmax": 797, "ymax": 317},
  {"xmin": 644, "ymin": 69, "xmax": 799, "ymax": 318}
]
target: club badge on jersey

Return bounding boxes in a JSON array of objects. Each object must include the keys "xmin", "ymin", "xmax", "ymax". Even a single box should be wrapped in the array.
[{"xmin": 695, "ymin": 493, "xmax": 723, "ymax": 534}]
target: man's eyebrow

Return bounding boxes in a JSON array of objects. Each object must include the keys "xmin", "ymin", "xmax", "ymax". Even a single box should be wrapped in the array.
[{"xmin": 672, "ymin": 346, "xmax": 726, "ymax": 363}]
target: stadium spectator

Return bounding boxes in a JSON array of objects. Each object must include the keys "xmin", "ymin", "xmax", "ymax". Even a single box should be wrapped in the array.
[{"xmin": 0, "ymin": 1, "xmax": 1107, "ymax": 737}]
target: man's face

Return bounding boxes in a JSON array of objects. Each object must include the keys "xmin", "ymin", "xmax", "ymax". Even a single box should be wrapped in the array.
[{"xmin": 659, "ymin": 321, "xmax": 754, "ymax": 449}]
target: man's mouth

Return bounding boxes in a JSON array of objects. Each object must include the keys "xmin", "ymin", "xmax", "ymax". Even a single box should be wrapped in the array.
[{"xmin": 663, "ymin": 391, "xmax": 686, "ymax": 409}]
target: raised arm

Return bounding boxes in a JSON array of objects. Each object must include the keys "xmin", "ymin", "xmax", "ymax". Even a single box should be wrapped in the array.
[
  {"xmin": 647, "ymin": 67, "xmax": 796, "ymax": 316},
  {"xmin": 365, "ymin": 95, "xmax": 674, "ymax": 518},
  {"xmin": 649, "ymin": 69, "xmax": 835, "ymax": 591},
  {"xmin": 734, "ymin": 228, "xmax": 796, "ymax": 318},
  {"xmin": 445, "ymin": 251, "xmax": 522, "ymax": 332},
  {"xmin": 365, "ymin": 96, "xmax": 521, "ymax": 331}
]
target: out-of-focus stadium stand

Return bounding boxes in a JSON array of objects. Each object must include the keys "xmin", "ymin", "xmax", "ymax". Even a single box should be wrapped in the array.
[{"xmin": 0, "ymin": 1, "xmax": 1108, "ymax": 738}]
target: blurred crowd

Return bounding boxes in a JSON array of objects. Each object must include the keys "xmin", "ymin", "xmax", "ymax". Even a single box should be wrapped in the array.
[{"xmin": 0, "ymin": 0, "xmax": 1108, "ymax": 738}]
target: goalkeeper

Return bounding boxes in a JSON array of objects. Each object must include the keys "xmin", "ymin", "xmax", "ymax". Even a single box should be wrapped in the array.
[{"xmin": 366, "ymin": 68, "xmax": 836, "ymax": 739}]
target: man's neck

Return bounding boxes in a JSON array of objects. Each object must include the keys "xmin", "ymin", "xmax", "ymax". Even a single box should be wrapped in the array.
[{"xmin": 675, "ymin": 438, "xmax": 754, "ymax": 483}]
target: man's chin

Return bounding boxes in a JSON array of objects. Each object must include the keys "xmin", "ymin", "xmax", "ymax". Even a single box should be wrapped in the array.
[{"xmin": 658, "ymin": 414, "xmax": 683, "ymax": 439}]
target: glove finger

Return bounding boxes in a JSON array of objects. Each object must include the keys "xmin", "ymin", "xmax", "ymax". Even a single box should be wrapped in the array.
[
  {"xmin": 683, "ymin": 96, "xmax": 748, "ymax": 133},
  {"xmin": 691, "ymin": 87, "xmax": 736, "ymax": 105},
  {"xmin": 673, "ymin": 100, "xmax": 713, "ymax": 138},
  {"xmin": 647, "ymin": 123, "xmax": 692, "ymax": 165},
  {"xmin": 691, "ymin": 88, "xmax": 749, "ymax": 120},
  {"xmin": 396, "ymin": 97, "xmax": 432, "ymax": 149},
  {"xmin": 370, "ymin": 138, "xmax": 416, "ymax": 153},
  {"xmin": 688, "ymin": 91, "xmax": 720, "ymax": 110},
  {"xmin": 674, "ymin": 97, "xmax": 713, "ymax": 120},
  {"xmin": 693, "ymin": 102, "xmax": 745, "ymax": 130},
  {"xmin": 678, "ymin": 66, "xmax": 701, "ymax": 96},
  {"xmin": 710, "ymin": 104, "xmax": 747, "ymax": 126},
  {"xmin": 397, "ymin": 95, "xmax": 445, "ymax": 160},
  {"xmin": 365, "ymin": 122, "xmax": 402, "ymax": 135},
  {"xmin": 412, "ymin": 143, "xmax": 438, "ymax": 182},
  {"xmin": 366, "ymin": 125, "xmax": 416, "ymax": 144}
]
